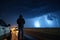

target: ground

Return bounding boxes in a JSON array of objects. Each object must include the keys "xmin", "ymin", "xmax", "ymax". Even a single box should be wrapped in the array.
[{"xmin": 2, "ymin": 28, "xmax": 60, "ymax": 40}]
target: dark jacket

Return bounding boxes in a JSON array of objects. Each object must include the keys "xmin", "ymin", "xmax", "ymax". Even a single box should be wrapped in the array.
[{"xmin": 17, "ymin": 17, "xmax": 25, "ymax": 27}]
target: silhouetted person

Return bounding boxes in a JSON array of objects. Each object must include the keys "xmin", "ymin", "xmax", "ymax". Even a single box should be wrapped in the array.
[{"xmin": 17, "ymin": 15, "xmax": 25, "ymax": 40}]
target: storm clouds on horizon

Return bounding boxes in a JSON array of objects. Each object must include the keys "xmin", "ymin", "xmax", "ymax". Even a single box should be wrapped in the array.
[{"xmin": 0, "ymin": 0, "xmax": 60, "ymax": 27}]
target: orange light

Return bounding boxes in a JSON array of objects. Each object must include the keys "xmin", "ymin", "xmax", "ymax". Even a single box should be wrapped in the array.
[
  {"xmin": 11, "ymin": 28, "xmax": 15, "ymax": 31},
  {"xmin": 16, "ymin": 30, "xmax": 18, "ymax": 36},
  {"xmin": 10, "ymin": 27, "xmax": 16, "ymax": 33}
]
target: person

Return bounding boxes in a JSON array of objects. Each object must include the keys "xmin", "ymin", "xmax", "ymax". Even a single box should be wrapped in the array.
[{"xmin": 17, "ymin": 14, "xmax": 25, "ymax": 40}]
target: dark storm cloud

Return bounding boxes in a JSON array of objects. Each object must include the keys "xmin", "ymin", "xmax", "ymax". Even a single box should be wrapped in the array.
[
  {"xmin": 0, "ymin": 0, "xmax": 60, "ymax": 25},
  {"xmin": 0, "ymin": 0, "xmax": 60, "ymax": 17}
]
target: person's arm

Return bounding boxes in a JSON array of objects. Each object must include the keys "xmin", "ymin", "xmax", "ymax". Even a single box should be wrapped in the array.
[{"xmin": 23, "ymin": 19, "xmax": 25, "ymax": 24}]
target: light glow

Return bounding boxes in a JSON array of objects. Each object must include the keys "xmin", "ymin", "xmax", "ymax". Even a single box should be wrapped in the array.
[
  {"xmin": 11, "ymin": 27, "xmax": 16, "ymax": 33},
  {"xmin": 16, "ymin": 30, "xmax": 18, "ymax": 36},
  {"xmin": 34, "ymin": 21, "xmax": 40, "ymax": 28}
]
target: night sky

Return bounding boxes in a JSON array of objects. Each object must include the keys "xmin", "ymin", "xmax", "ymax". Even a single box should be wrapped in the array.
[{"xmin": 0, "ymin": 0, "xmax": 60, "ymax": 26}]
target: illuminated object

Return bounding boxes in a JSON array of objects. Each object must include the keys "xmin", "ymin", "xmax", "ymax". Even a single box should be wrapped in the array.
[
  {"xmin": 16, "ymin": 30, "xmax": 18, "ymax": 36},
  {"xmin": 11, "ymin": 27, "xmax": 16, "ymax": 31},
  {"xmin": 34, "ymin": 21, "xmax": 40, "ymax": 27},
  {"xmin": 10, "ymin": 27, "xmax": 18, "ymax": 40},
  {"xmin": 10, "ymin": 27, "xmax": 16, "ymax": 33},
  {"xmin": 11, "ymin": 27, "xmax": 18, "ymax": 36}
]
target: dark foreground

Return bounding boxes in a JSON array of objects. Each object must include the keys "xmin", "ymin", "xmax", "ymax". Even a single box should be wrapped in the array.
[{"xmin": 0, "ymin": 28, "xmax": 60, "ymax": 40}]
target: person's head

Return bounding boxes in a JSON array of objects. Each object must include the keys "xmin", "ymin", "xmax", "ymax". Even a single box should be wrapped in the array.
[{"xmin": 19, "ymin": 14, "xmax": 23, "ymax": 18}]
